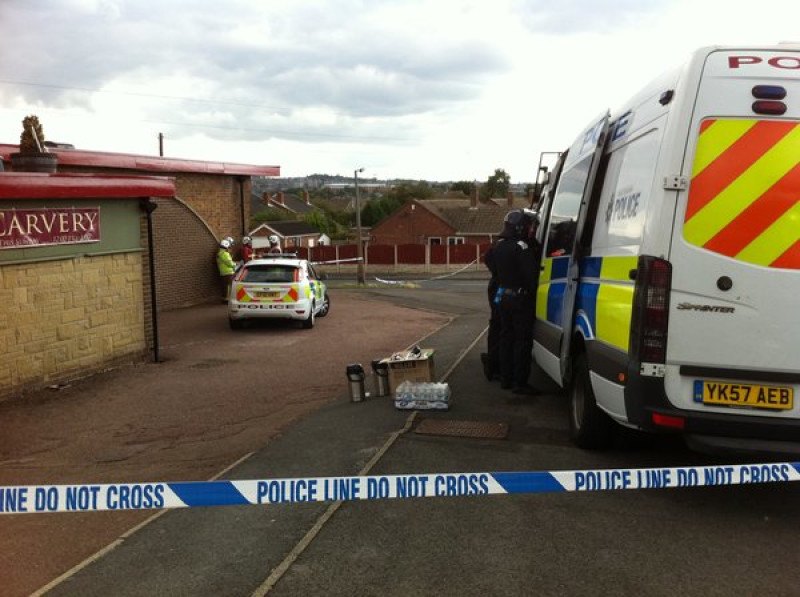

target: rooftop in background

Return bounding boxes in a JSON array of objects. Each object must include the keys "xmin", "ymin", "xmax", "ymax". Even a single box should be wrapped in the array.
[{"xmin": 0, "ymin": 144, "xmax": 280, "ymax": 177}]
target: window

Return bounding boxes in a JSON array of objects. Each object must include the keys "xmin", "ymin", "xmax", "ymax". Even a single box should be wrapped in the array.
[
  {"xmin": 544, "ymin": 156, "xmax": 592, "ymax": 257},
  {"xmin": 428, "ymin": 237, "xmax": 442, "ymax": 245},
  {"xmin": 241, "ymin": 265, "xmax": 298, "ymax": 283},
  {"xmin": 592, "ymin": 126, "xmax": 662, "ymax": 252},
  {"xmin": 447, "ymin": 237, "xmax": 465, "ymax": 245}
]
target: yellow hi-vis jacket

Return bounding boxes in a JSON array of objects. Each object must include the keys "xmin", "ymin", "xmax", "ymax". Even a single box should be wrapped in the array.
[{"xmin": 216, "ymin": 248, "xmax": 236, "ymax": 275}]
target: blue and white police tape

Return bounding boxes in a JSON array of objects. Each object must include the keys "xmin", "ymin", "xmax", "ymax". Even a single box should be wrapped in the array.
[
  {"xmin": 2, "ymin": 462, "xmax": 799, "ymax": 514},
  {"xmin": 375, "ymin": 258, "xmax": 480, "ymax": 285}
]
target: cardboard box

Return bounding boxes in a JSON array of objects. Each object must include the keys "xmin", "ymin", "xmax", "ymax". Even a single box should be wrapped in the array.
[{"xmin": 384, "ymin": 349, "xmax": 436, "ymax": 394}]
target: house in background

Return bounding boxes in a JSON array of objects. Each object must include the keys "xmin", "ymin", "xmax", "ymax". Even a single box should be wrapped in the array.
[
  {"xmin": 369, "ymin": 192, "xmax": 530, "ymax": 246},
  {"xmin": 250, "ymin": 220, "xmax": 327, "ymax": 250},
  {"xmin": 252, "ymin": 190, "xmax": 316, "ymax": 218}
]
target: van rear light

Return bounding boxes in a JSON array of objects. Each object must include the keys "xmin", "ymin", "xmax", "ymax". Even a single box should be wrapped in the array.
[
  {"xmin": 630, "ymin": 256, "xmax": 672, "ymax": 364},
  {"xmin": 652, "ymin": 412, "xmax": 685, "ymax": 429}
]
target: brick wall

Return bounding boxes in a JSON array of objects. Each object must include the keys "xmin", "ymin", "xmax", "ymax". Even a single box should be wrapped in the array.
[
  {"xmin": 150, "ymin": 197, "xmax": 220, "ymax": 310},
  {"xmin": 0, "ymin": 252, "xmax": 149, "ymax": 401},
  {"xmin": 59, "ymin": 166, "xmax": 252, "ymax": 310}
]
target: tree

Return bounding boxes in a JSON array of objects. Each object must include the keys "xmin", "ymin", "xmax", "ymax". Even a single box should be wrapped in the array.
[
  {"xmin": 360, "ymin": 196, "xmax": 403, "ymax": 227},
  {"xmin": 450, "ymin": 181, "xmax": 474, "ymax": 196},
  {"xmin": 387, "ymin": 182, "xmax": 434, "ymax": 203},
  {"xmin": 303, "ymin": 210, "xmax": 334, "ymax": 235},
  {"xmin": 250, "ymin": 209, "xmax": 295, "ymax": 229},
  {"xmin": 484, "ymin": 168, "xmax": 510, "ymax": 199}
]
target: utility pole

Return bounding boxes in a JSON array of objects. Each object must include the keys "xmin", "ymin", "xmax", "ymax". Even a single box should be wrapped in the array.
[{"xmin": 354, "ymin": 167, "xmax": 365, "ymax": 285}]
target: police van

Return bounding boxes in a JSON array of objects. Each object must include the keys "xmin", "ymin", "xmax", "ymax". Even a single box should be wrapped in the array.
[{"xmin": 533, "ymin": 45, "xmax": 800, "ymax": 453}]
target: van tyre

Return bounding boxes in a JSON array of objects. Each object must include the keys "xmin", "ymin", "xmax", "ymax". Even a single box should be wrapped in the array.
[
  {"xmin": 302, "ymin": 304, "xmax": 315, "ymax": 329},
  {"xmin": 569, "ymin": 352, "xmax": 612, "ymax": 449}
]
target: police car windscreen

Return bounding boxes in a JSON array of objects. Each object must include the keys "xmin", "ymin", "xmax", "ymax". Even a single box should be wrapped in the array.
[{"xmin": 242, "ymin": 265, "xmax": 297, "ymax": 283}]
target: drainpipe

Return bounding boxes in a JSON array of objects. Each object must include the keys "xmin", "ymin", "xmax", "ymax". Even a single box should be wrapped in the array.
[
  {"xmin": 238, "ymin": 177, "xmax": 247, "ymax": 237},
  {"xmin": 140, "ymin": 198, "xmax": 160, "ymax": 363}
]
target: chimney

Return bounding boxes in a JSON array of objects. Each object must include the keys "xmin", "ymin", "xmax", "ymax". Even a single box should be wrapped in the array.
[
  {"xmin": 303, "ymin": 190, "xmax": 311, "ymax": 205},
  {"xmin": 470, "ymin": 187, "xmax": 479, "ymax": 209},
  {"xmin": 261, "ymin": 191, "xmax": 271, "ymax": 205},
  {"xmin": 507, "ymin": 191, "xmax": 514, "ymax": 207},
  {"xmin": 276, "ymin": 191, "xmax": 285, "ymax": 205}
]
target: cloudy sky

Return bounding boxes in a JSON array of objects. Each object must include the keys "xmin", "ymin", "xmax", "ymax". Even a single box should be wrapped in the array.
[{"xmin": 1, "ymin": 0, "xmax": 798, "ymax": 182}]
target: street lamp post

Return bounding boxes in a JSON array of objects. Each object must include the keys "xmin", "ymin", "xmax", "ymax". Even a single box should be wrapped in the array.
[{"xmin": 354, "ymin": 167, "xmax": 365, "ymax": 285}]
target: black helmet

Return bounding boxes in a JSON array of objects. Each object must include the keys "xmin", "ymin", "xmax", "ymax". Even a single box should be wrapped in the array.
[
  {"xmin": 503, "ymin": 209, "xmax": 528, "ymax": 236},
  {"xmin": 523, "ymin": 208, "xmax": 541, "ymax": 228}
]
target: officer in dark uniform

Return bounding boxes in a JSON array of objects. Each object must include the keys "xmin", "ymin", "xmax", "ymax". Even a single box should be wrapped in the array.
[
  {"xmin": 481, "ymin": 240, "xmax": 501, "ymax": 381},
  {"xmin": 493, "ymin": 209, "xmax": 541, "ymax": 395}
]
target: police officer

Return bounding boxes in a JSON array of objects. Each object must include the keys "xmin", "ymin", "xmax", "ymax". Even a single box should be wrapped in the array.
[
  {"xmin": 481, "ymin": 239, "xmax": 501, "ymax": 381},
  {"xmin": 216, "ymin": 239, "xmax": 236, "ymax": 302},
  {"xmin": 493, "ymin": 209, "xmax": 541, "ymax": 395}
]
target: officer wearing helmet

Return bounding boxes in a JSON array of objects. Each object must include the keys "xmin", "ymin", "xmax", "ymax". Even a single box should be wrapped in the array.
[
  {"xmin": 267, "ymin": 234, "xmax": 282, "ymax": 255},
  {"xmin": 490, "ymin": 208, "xmax": 541, "ymax": 395},
  {"xmin": 241, "ymin": 236, "xmax": 254, "ymax": 262},
  {"xmin": 216, "ymin": 238, "xmax": 236, "ymax": 301}
]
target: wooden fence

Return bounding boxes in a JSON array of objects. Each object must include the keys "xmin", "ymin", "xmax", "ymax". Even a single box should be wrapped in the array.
[{"xmin": 296, "ymin": 243, "xmax": 492, "ymax": 273}]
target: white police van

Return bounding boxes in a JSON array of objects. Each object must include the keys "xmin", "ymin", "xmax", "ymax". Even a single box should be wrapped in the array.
[{"xmin": 534, "ymin": 45, "xmax": 800, "ymax": 453}]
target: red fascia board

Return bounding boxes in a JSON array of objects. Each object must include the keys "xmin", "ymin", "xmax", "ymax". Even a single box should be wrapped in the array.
[
  {"xmin": 0, "ymin": 173, "xmax": 176, "ymax": 199},
  {"xmin": 0, "ymin": 144, "xmax": 280, "ymax": 177}
]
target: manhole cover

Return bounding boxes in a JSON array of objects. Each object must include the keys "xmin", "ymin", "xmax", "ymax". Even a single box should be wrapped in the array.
[{"xmin": 414, "ymin": 419, "xmax": 508, "ymax": 439}]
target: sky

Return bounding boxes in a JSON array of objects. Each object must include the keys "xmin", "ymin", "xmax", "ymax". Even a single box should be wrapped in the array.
[{"xmin": 1, "ymin": 0, "xmax": 799, "ymax": 183}]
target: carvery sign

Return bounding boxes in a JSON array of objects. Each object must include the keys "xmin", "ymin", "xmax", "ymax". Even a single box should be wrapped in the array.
[{"xmin": 0, "ymin": 207, "xmax": 100, "ymax": 249}]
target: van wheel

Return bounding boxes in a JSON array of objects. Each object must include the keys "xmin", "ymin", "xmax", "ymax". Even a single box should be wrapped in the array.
[
  {"xmin": 569, "ymin": 352, "xmax": 612, "ymax": 449},
  {"xmin": 302, "ymin": 304, "xmax": 315, "ymax": 329}
]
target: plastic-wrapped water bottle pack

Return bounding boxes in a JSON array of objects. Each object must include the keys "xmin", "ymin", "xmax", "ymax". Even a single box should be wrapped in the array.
[{"xmin": 394, "ymin": 381, "xmax": 450, "ymax": 410}]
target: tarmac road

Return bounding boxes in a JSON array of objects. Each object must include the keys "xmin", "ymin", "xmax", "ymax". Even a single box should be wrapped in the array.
[{"xmin": 3, "ymin": 280, "xmax": 800, "ymax": 596}]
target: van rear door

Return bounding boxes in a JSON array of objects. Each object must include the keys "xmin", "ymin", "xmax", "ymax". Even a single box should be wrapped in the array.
[{"xmin": 666, "ymin": 48, "xmax": 800, "ymax": 417}]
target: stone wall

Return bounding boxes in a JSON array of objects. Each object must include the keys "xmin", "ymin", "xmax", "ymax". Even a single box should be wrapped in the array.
[{"xmin": 0, "ymin": 252, "xmax": 148, "ymax": 400}]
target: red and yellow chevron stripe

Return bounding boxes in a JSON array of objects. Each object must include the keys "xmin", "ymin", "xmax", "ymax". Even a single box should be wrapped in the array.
[
  {"xmin": 684, "ymin": 119, "xmax": 800, "ymax": 269},
  {"xmin": 234, "ymin": 284, "xmax": 301, "ymax": 303}
]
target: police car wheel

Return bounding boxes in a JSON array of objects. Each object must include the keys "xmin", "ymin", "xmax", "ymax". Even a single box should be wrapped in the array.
[
  {"xmin": 317, "ymin": 295, "xmax": 330, "ymax": 317},
  {"xmin": 569, "ymin": 352, "xmax": 612, "ymax": 449},
  {"xmin": 302, "ymin": 304, "xmax": 315, "ymax": 329}
]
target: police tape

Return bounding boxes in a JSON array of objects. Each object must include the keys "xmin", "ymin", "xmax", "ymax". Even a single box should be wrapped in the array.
[
  {"xmin": 375, "ymin": 258, "xmax": 481, "ymax": 285},
  {"xmin": 2, "ymin": 462, "xmax": 799, "ymax": 515}
]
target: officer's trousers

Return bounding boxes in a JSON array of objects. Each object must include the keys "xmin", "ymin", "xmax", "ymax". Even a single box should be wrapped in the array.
[
  {"xmin": 498, "ymin": 294, "xmax": 535, "ymax": 388},
  {"xmin": 486, "ymin": 281, "xmax": 501, "ymax": 377}
]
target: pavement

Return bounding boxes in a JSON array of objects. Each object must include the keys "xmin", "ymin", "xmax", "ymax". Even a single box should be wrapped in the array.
[{"xmin": 3, "ymin": 280, "xmax": 800, "ymax": 597}]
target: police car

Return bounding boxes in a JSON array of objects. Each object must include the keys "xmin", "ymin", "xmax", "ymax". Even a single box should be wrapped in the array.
[{"xmin": 228, "ymin": 256, "xmax": 330, "ymax": 330}]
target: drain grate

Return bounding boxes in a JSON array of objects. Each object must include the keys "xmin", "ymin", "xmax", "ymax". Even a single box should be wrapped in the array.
[{"xmin": 414, "ymin": 419, "xmax": 509, "ymax": 439}]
